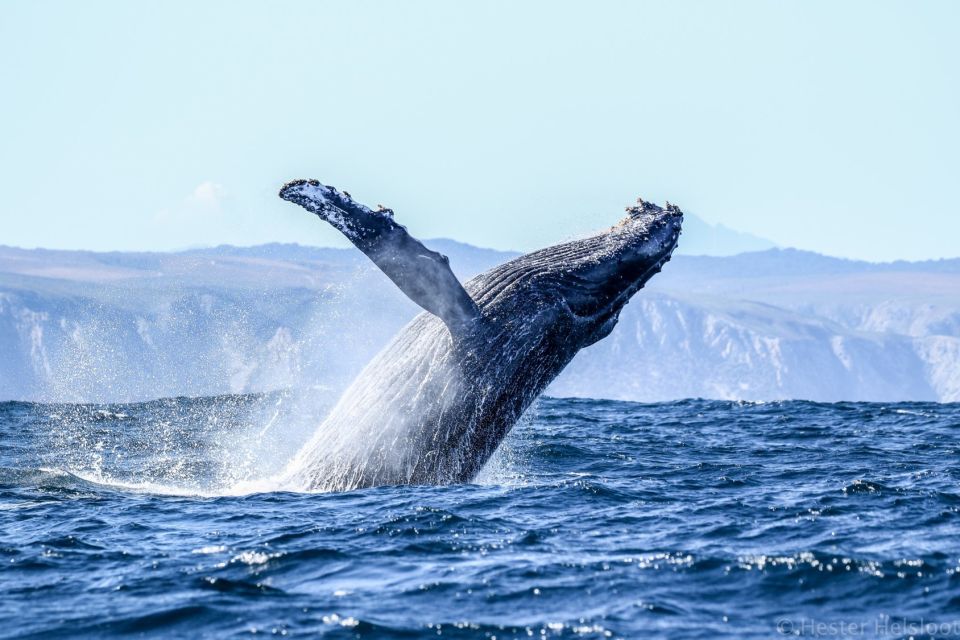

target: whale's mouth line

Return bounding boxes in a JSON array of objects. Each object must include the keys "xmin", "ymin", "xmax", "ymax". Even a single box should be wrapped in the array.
[
  {"xmin": 559, "ymin": 239, "xmax": 679, "ymax": 326},
  {"xmin": 610, "ymin": 249, "xmax": 675, "ymax": 310},
  {"xmin": 566, "ymin": 207, "xmax": 683, "ymax": 323}
]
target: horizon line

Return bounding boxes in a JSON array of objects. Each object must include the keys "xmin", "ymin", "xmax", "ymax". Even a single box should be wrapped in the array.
[{"xmin": 1, "ymin": 241, "xmax": 958, "ymax": 267}]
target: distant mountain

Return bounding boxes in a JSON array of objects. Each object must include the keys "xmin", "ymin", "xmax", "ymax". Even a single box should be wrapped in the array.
[
  {"xmin": 0, "ymin": 242, "xmax": 958, "ymax": 403},
  {"xmin": 674, "ymin": 213, "xmax": 777, "ymax": 256}
]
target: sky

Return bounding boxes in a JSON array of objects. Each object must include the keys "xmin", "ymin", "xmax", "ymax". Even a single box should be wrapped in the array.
[{"xmin": 0, "ymin": 1, "xmax": 957, "ymax": 262}]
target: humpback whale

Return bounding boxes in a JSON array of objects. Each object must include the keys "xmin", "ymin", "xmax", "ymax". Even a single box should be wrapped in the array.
[{"xmin": 277, "ymin": 180, "xmax": 682, "ymax": 492}]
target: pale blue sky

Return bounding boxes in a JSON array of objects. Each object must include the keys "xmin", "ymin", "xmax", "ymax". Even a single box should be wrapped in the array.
[{"xmin": 1, "ymin": 1, "xmax": 957, "ymax": 261}]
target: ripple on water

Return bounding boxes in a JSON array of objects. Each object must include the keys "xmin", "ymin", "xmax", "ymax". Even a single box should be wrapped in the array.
[{"xmin": 1, "ymin": 397, "xmax": 960, "ymax": 638}]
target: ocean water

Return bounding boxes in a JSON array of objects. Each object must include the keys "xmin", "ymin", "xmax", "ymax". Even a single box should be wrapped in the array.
[{"xmin": 2, "ymin": 396, "xmax": 960, "ymax": 639}]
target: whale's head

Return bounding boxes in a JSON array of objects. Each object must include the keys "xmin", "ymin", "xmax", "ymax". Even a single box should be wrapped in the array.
[
  {"xmin": 470, "ymin": 198, "xmax": 682, "ymax": 348},
  {"xmin": 557, "ymin": 199, "xmax": 683, "ymax": 339}
]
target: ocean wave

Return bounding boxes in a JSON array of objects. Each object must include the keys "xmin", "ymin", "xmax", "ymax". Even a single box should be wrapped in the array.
[{"xmin": 3, "ymin": 397, "xmax": 960, "ymax": 637}]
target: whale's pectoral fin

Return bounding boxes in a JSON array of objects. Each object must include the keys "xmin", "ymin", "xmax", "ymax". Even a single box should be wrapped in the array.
[{"xmin": 279, "ymin": 179, "xmax": 480, "ymax": 333}]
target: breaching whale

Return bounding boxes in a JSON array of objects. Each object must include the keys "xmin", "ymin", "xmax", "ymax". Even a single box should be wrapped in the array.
[{"xmin": 276, "ymin": 180, "xmax": 682, "ymax": 492}]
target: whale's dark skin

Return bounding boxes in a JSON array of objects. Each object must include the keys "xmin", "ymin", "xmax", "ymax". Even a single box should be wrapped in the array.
[{"xmin": 276, "ymin": 180, "xmax": 683, "ymax": 491}]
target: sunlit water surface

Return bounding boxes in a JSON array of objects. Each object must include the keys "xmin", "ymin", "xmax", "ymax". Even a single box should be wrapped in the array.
[{"xmin": 2, "ymin": 396, "xmax": 960, "ymax": 638}]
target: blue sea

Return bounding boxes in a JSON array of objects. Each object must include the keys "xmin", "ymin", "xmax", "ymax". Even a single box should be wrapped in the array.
[{"xmin": 2, "ymin": 396, "xmax": 960, "ymax": 639}]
